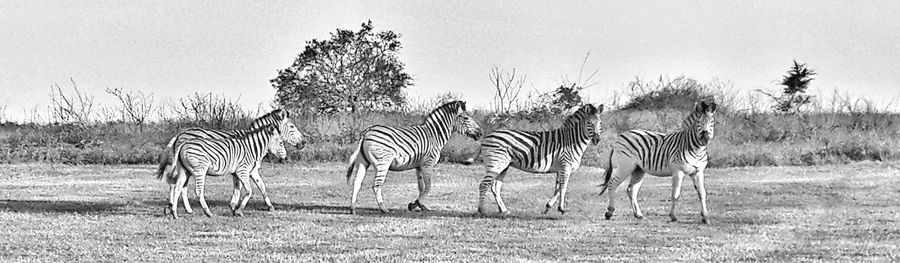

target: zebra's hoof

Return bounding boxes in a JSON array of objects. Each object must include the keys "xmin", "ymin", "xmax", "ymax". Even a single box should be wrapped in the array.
[
  {"xmin": 417, "ymin": 202, "xmax": 430, "ymax": 212},
  {"xmin": 670, "ymin": 215, "xmax": 678, "ymax": 222},
  {"xmin": 350, "ymin": 207, "xmax": 357, "ymax": 215},
  {"xmin": 541, "ymin": 204, "xmax": 552, "ymax": 215},
  {"xmin": 605, "ymin": 207, "xmax": 615, "ymax": 220},
  {"xmin": 408, "ymin": 202, "xmax": 417, "ymax": 211},
  {"xmin": 477, "ymin": 206, "xmax": 489, "ymax": 216},
  {"xmin": 379, "ymin": 208, "xmax": 389, "ymax": 214},
  {"xmin": 558, "ymin": 207, "xmax": 567, "ymax": 215},
  {"xmin": 267, "ymin": 206, "xmax": 276, "ymax": 212},
  {"xmin": 233, "ymin": 211, "xmax": 244, "ymax": 217},
  {"xmin": 203, "ymin": 210, "xmax": 214, "ymax": 218},
  {"xmin": 185, "ymin": 209, "xmax": 193, "ymax": 214},
  {"xmin": 701, "ymin": 218, "xmax": 710, "ymax": 224},
  {"xmin": 634, "ymin": 214, "xmax": 644, "ymax": 220}
]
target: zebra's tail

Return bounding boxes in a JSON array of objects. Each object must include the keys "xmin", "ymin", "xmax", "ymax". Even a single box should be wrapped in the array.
[
  {"xmin": 597, "ymin": 150, "xmax": 614, "ymax": 196},
  {"xmin": 345, "ymin": 137, "xmax": 364, "ymax": 185},
  {"xmin": 155, "ymin": 135, "xmax": 179, "ymax": 180},
  {"xmin": 163, "ymin": 138, "xmax": 186, "ymax": 184}
]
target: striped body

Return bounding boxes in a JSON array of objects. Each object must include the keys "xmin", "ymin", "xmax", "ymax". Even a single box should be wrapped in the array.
[
  {"xmin": 599, "ymin": 101, "xmax": 716, "ymax": 224},
  {"xmin": 477, "ymin": 104, "xmax": 604, "ymax": 215},
  {"xmin": 345, "ymin": 101, "xmax": 482, "ymax": 214},
  {"xmin": 166, "ymin": 124, "xmax": 286, "ymax": 218},
  {"xmin": 156, "ymin": 109, "xmax": 301, "ymax": 214},
  {"xmin": 362, "ymin": 125, "xmax": 447, "ymax": 171},
  {"xmin": 481, "ymin": 129, "xmax": 593, "ymax": 174},
  {"xmin": 612, "ymin": 129, "xmax": 708, "ymax": 176}
]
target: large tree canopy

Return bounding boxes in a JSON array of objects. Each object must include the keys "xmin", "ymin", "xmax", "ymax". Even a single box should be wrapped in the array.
[{"xmin": 271, "ymin": 21, "xmax": 413, "ymax": 114}]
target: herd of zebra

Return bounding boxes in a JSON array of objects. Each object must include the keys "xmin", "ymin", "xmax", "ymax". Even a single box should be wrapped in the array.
[{"xmin": 155, "ymin": 100, "xmax": 717, "ymax": 224}]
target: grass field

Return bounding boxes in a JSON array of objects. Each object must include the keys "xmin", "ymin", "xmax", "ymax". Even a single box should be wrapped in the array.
[{"xmin": 1, "ymin": 161, "xmax": 899, "ymax": 262}]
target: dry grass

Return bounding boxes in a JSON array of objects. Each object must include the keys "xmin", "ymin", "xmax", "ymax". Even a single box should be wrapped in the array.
[{"xmin": 1, "ymin": 162, "xmax": 899, "ymax": 262}]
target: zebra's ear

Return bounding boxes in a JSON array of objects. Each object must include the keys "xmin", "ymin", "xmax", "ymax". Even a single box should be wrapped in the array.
[
  {"xmin": 584, "ymin": 104, "xmax": 597, "ymax": 115},
  {"xmin": 695, "ymin": 101, "xmax": 709, "ymax": 113},
  {"xmin": 695, "ymin": 101, "xmax": 717, "ymax": 113},
  {"xmin": 459, "ymin": 101, "xmax": 467, "ymax": 112},
  {"xmin": 596, "ymin": 104, "xmax": 605, "ymax": 114}
]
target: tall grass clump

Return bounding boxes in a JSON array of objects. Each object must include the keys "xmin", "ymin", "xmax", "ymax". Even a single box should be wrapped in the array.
[{"xmin": 2, "ymin": 75, "xmax": 899, "ymax": 168}]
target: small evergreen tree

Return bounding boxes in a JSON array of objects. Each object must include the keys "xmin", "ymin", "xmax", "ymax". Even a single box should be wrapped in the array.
[{"xmin": 774, "ymin": 60, "xmax": 816, "ymax": 113}]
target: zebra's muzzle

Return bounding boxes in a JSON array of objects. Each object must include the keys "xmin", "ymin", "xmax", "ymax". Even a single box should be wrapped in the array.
[
  {"xmin": 699, "ymin": 131, "xmax": 712, "ymax": 145},
  {"xmin": 468, "ymin": 130, "xmax": 483, "ymax": 141}
]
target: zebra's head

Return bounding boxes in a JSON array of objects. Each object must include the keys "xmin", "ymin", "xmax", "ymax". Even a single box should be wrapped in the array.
[
  {"xmin": 252, "ymin": 109, "xmax": 304, "ymax": 146},
  {"xmin": 582, "ymin": 104, "xmax": 605, "ymax": 145},
  {"xmin": 264, "ymin": 126, "xmax": 288, "ymax": 159},
  {"xmin": 687, "ymin": 101, "xmax": 717, "ymax": 146},
  {"xmin": 445, "ymin": 101, "xmax": 482, "ymax": 140}
]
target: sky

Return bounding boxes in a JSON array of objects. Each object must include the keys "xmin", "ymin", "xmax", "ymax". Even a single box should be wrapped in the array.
[{"xmin": 1, "ymin": 1, "xmax": 899, "ymax": 122}]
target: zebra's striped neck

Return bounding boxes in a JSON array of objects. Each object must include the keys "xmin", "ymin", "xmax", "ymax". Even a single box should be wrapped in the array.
[
  {"xmin": 538, "ymin": 120, "xmax": 592, "ymax": 158},
  {"xmin": 238, "ymin": 126, "xmax": 278, "ymax": 161},
  {"xmin": 420, "ymin": 109, "xmax": 455, "ymax": 146},
  {"xmin": 676, "ymin": 128, "xmax": 708, "ymax": 164}
]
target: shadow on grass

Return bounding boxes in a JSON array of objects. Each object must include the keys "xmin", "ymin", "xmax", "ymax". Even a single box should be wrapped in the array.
[
  {"xmin": 276, "ymin": 202, "xmax": 555, "ymax": 221},
  {"xmin": 0, "ymin": 198, "xmax": 562, "ymax": 221},
  {"xmin": 0, "ymin": 199, "xmax": 127, "ymax": 214}
]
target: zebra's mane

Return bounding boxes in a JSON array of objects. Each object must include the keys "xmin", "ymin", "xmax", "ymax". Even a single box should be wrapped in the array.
[
  {"xmin": 422, "ymin": 101, "xmax": 465, "ymax": 125},
  {"xmin": 256, "ymin": 109, "xmax": 288, "ymax": 122},
  {"xmin": 562, "ymin": 104, "xmax": 598, "ymax": 128},
  {"xmin": 235, "ymin": 123, "xmax": 280, "ymax": 140}
]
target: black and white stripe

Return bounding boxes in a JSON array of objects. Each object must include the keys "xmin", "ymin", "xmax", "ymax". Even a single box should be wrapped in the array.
[
  {"xmin": 164, "ymin": 124, "xmax": 287, "ymax": 219},
  {"xmin": 345, "ymin": 101, "xmax": 482, "ymax": 214},
  {"xmin": 598, "ymin": 101, "xmax": 717, "ymax": 224},
  {"xmin": 155, "ymin": 109, "xmax": 301, "ymax": 214},
  {"xmin": 477, "ymin": 104, "xmax": 604, "ymax": 215}
]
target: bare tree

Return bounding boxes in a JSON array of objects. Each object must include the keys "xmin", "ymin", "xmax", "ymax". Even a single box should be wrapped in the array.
[
  {"xmin": 50, "ymin": 78, "xmax": 95, "ymax": 126},
  {"xmin": 489, "ymin": 67, "xmax": 527, "ymax": 114},
  {"xmin": 169, "ymin": 92, "xmax": 251, "ymax": 129},
  {"xmin": 106, "ymin": 87, "xmax": 155, "ymax": 131}
]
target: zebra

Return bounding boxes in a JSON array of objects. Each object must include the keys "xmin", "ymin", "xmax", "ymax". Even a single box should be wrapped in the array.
[
  {"xmin": 345, "ymin": 101, "xmax": 482, "ymax": 214},
  {"xmin": 155, "ymin": 109, "xmax": 302, "ymax": 213},
  {"xmin": 477, "ymin": 104, "xmax": 604, "ymax": 216},
  {"xmin": 598, "ymin": 101, "xmax": 716, "ymax": 224},
  {"xmin": 164, "ymin": 124, "xmax": 287, "ymax": 219}
]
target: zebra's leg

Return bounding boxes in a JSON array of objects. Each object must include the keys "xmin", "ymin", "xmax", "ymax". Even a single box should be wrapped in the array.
[
  {"xmin": 542, "ymin": 181, "xmax": 562, "ymax": 215},
  {"xmin": 167, "ymin": 172, "xmax": 187, "ymax": 219},
  {"xmin": 349, "ymin": 162, "xmax": 367, "ymax": 215},
  {"xmin": 409, "ymin": 166, "xmax": 433, "ymax": 212},
  {"xmin": 669, "ymin": 171, "xmax": 686, "ymax": 222},
  {"xmin": 181, "ymin": 179, "xmax": 192, "ymax": 214},
  {"xmin": 627, "ymin": 171, "xmax": 646, "ymax": 219},
  {"xmin": 479, "ymin": 159, "xmax": 510, "ymax": 215},
  {"xmin": 194, "ymin": 169, "xmax": 214, "ymax": 218},
  {"xmin": 234, "ymin": 172, "xmax": 254, "ymax": 216},
  {"xmin": 250, "ymin": 170, "xmax": 275, "ymax": 212},
  {"xmin": 605, "ymin": 164, "xmax": 635, "ymax": 220},
  {"xmin": 690, "ymin": 170, "xmax": 710, "ymax": 224},
  {"xmin": 554, "ymin": 168, "xmax": 574, "ymax": 214},
  {"xmin": 371, "ymin": 165, "xmax": 391, "ymax": 214},
  {"xmin": 229, "ymin": 175, "xmax": 242, "ymax": 212},
  {"xmin": 492, "ymin": 168, "xmax": 510, "ymax": 215},
  {"xmin": 170, "ymin": 167, "xmax": 190, "ymax": 219}
]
